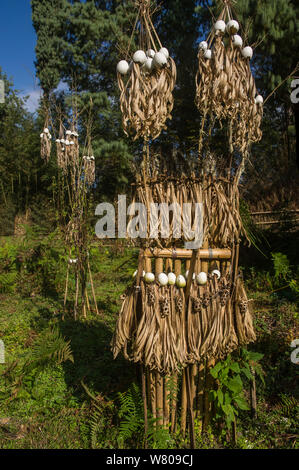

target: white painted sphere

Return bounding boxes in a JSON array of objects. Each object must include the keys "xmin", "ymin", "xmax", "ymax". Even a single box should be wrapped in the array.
[
  {"xmin": 144, "ymin": 272, "xmax": 155, "ymax": 284},
  {"xmin": 226, "ymin": 20, "xmax": 239, "ymax": 34},
  {"xmin": 133, "ymin": 50, "xmax": 147, "ymax": 65},
  {"xmin": 204, "ymin": 49, "xmax": 212, "ymax": 59},
  {"xmin": 176, "ymin": 275, "xmax": 186, "ymax": 288},
  {"xmin": 196, "ymin": 272, "xmax": 207, "ymax": 285},
  {"xmin": 158, "ymin": 273, "xmax": 169, "ymax": 286},
  {"xmin": 255, "ymin": 95, "xmax": 264, "ymax": 105},
  {"xmin": 167, "ymin": 272, "xmax": 176, "ymax": 285},
  {"xmin": 146, "ymin": 48, "xmax": 155, "ymax": 58},
  {"xmin": 117, "ymin": 60, "xmax": 130, "ymax": 75},
  {"xmin": 66, "ymin": 130, "xmax": 72, "ymax": 136},
  {"xmin": 214, "ymin": 20, "xmax": 226, "ymax": 33},
  {"xmin": 199, "ymin": 41, "xmax": 208, "ymax": 51},
  {"xmin": 242, "ymin": 46, "xmax": 253, "ymax": 59},
  {"xmin": 56, "ymin": 139, "xmax": 61, "ymax": 143},
  {"xmin": 144, "ymin": 58, "xmax": 154, "ymax": 72},
  {"xmin": 153, "ymin": 51, "xmax": 168, "ymax": 67},
  {"xmin": 65, "ymin": 140, "xmax": 70, "ymax": 146},
  {"xmin": 232, "ymin": 35, "xmax": 243, "ymax": 47},
  {"xmin": 40, "ymin": 133, "xmax": 44, "ymax": 139},
  {"xmin": 159, "ymin": 47, "xmax": 169, "ymax": 59},
  {"xmin": 60, "ymin": 139, "xmax": 65, "ymax": 144},
  {"xmin": 212, "ymin": 269, "xmax": 221, "ymax": 279},
  {"xmin": 48, "ymin": 134, "xmax": 52, "ymax": 139},
  {"xmin": 43, "ymin": 128, "xmax": 49, "ymax": 134}
]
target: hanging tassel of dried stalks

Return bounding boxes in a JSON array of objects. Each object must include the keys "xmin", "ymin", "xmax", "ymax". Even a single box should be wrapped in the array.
[
  {"xmin": 117, "ymin": 0, "xmax": 176, "ymax": 141},
  {"xmin": 195, "ymin": 6, "xmax": 263, "ymax": 154}
]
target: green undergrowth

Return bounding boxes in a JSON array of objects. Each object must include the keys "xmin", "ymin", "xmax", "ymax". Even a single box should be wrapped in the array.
[{"xmin": 0, "ymin": 230, "xmax": 298, "ymax": 449}]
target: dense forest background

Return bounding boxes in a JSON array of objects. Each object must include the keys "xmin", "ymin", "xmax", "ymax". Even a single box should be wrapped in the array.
[{"xmin": 0, "ymin": 0, "xmax": 298, "ymax": 236}]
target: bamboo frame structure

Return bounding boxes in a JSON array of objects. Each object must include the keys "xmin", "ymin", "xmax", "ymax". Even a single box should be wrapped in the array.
[{"xmin": 112, "ymin": 0, "xmax": 259, "ymax": 449}]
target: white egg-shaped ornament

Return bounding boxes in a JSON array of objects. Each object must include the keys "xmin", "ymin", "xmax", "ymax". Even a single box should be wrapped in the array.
[
  {"xmin": 158, "ymin": 273, "xmax": 169, "ymax": 286},
  {"xmin": 159, "ymin": 47, "xmax": 169, "ymax": 59},
  {"xmin": 144, "ymin": 272, "xmax": 155, "ymax": 284},
  {"xmin": 40, "ymin": 133, "xmax": 44, "ymax": 139},
  {"xmin": 232, "ymin": 35, "xmax": 243, "ymax": 48},
  {"xmin": 196, "ymin": 272, "xmax": 207, "ymax": 286},
  {"xmin": 176, "ymin": 275, "xmax": 186, "ymax": 288},
  {"xmin": 167, "ymin": 272, "xmax": 176, "ymax": 285},
  {"xmin": 255, "ymin": 95, "xmax": 264, "ymax": 105},
  {"xmin": 199, "ymin": 41, "xmax": 208, "ymax": 51},
  {"xmin": 65, "ymin": 140, "xmax": 70, "ymax": 146},
  {"xmin": 146, "ymin": 48, "xmax": 155, "ymax": 58},
  {"xmin": 133, "ymin": 50, "xmax": 147, "ymax": 65},
  {"xmin": 242, "ymin": 46, "xmax": 253, "ymax": 59},
  {"xmin": 43, "ymin": 128, "xmax": 49, "ymax": 134},
  {"xmin": 204, "ymin": 49, "xmax": 212, "ymax": 59},
  {"xmin": 66, "ymin": 130, "xmax": 72, "ymax": 136},
  {"xmin": 117, "ymin": 60, "xmax": 130, "ymax": 75},
  {"xmin": 212, "ymin": 269, "xmax": 221, "ymax": 280},
  {"xmin": 226, "ymin": 19, "xmax": 239, "ymax": 35},
  {"xmin": 56, "ymin": 139, "xmax": 61, "ymax": 143},
  {"xmin": 144, "ymin": 58, "xmax": 154, "ymax": 72},
  {"xmin": 214, "ymin": 20, "xmax": 226, "ymax": 34},
  {"xmin": 153, "ymin": 51, "xmax": 168, "ymax": 68}
]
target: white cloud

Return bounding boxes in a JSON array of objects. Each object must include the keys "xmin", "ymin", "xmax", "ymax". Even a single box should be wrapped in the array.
[{"xmin": 20, "ymin": 88, "xmax": 42, "ymax": 113}]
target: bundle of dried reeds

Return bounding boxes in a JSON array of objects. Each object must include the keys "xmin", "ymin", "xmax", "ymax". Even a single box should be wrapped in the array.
[
  {"xmin": 195, "ymin": 4, "xmax": 263, "ymax": 154},
  {"xmin": 116, "ymin": 0, "xmax": 176, "ymax": 141}
]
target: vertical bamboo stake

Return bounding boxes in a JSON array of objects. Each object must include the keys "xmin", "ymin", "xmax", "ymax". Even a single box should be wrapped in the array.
[
  {"xmin": 170, "ymin": 373, "xmax": 178, "ymax": 433},
  {"xmin": 250, "ymin": 367, "xmax": 257, "ymax": 419},
  {"xmin": 164, "ymin": 375, "xmax": 170, "ymax": 430},
  {"xmin": 203, "ymin": 358, "xmax": 215, "ymax": 431},
  {"xmin": 64, "ymin": 263, "xmax": 70, "ymax": 308},
  {"xmin": 150, "ymin": 370, "xmax": 157, "ymax": 427},
  {"xmin": 181, "ymin": 369, "xmax": 187, "ymax": 438},
  {"xmin": 155, "ymin": 257, "xmax": 164, "ymax": 427},
  {"xmin": 186, "ymin": 366, "xmax": 196, "ymax": 449},
  {"xmin": 156, "ymin": 372, "xmax": 164, "ymax": 427},
  {"xmin": 87, "ymin": 259, "xmax": 100, "ymax": 315},
  {"xmin": 141, "ymin": 365, "xmax": 148, "ymax": 448},
  {"xmin": 74, "ymin": 271, "xmax": 79, "ymax": 321}
]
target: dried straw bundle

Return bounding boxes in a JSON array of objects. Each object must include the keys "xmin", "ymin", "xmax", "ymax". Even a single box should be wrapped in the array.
[
  {"xmin": 40, "ymin": 124, "xmax": 52, "ymax": 162},
  {"xmin": 112, "ymin": 260, "xmax": 256, "ymax": 375},
  {"xmin": 116, "ymin": 0, "xmax": 176, "ymax": 141},
  {"xmin": 83, "ymin": 155, "xmax": 96, "ymax": 186},
  {"xmin": 195, "ymin": 7, "xmax": 263, "ymax": 153},
  {"xmin": 131, "ymin": 171, "xmax": 247, "ymax": 248},
  {"xmin": 118, "ymin": 58, "xmax": 176, "ymax": 141}
]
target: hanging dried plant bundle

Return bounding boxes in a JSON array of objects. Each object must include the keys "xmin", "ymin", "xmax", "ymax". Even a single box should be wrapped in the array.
[
  {"xmin": 112, "ymin": 258, "xmax": 255, "ymax": 375},
  {"xmin": 130, "ymin": 164, "xmax": 247, "ymax": 248},
  {"xmin": 83, "ymin": 155, "xmax": 95, "ymax": 186},
  {"xmin": 116, "ymin": 0, "xmax": 176, "ymax": 141},
  {"xmin": 40, "ymin": 124, "xmax": 52, "ymax": 162},
  {"xmin": 195, "ymin": 5, "xmax": 263, "ymax": 153},
  {"xmin": 56, "ymin": 127, "xmax": 80, "ymax": 173}
]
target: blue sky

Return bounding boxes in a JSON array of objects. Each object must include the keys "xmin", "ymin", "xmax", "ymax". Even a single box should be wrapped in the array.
[{"xmin": 0, "ymin": 0, "xmax": 40, "ymax": 111}]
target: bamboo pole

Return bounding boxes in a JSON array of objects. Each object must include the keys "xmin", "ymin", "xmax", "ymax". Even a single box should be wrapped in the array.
[
  {"xmin": 87, "ymin": 260, "xmax": 100, "ymax": 316},
  {"xmin": 170, "ymin": 373, "xmax": 178, "ymax": 433},
  {"xmin": 141, "ymin": 365, "xmax": 148, "ymax": 448},
  {"xmin": 156, "ymin": 372, "xmax": 164, "ymax": 427},
  {"xmin": 164, "ymin": 375, "xmax": 170, "ymax": 430},
  {"xmin": 144, "ymin": 248, "xmax": 231, "ymax": 259},
  {"xmin": 155, "ymin": 257, "xmax": 164, "ymax": 428}
]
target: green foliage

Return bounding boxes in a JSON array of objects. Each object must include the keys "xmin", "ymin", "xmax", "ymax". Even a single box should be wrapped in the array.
[
  {"xmin": 272, "ymin": 252, "xmax": 290, "ymax": 281},
  {"xmin": 210, "ymin": 349, "xmax": 264, "ymax": 430}
]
